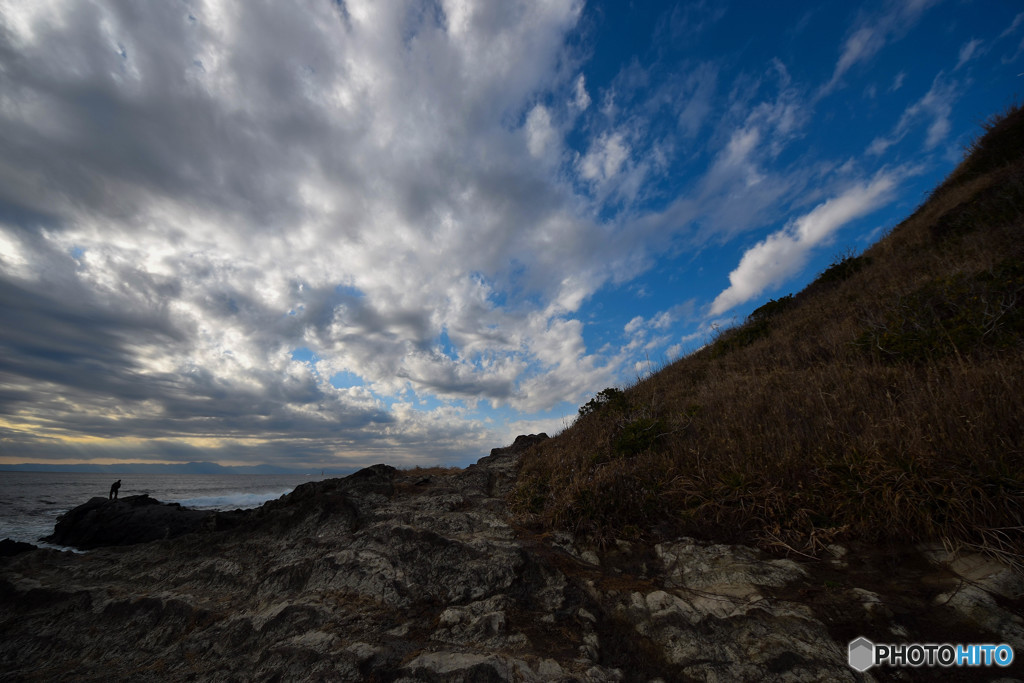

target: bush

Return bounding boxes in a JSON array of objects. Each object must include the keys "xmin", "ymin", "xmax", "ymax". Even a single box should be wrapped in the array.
[
  {"xmin": 578, "ymin": 387, "xmax": 627, "ymax": 418},
  {"xmin": 613, "ymin": 417, "xmax": 668, "ymax": 457}
]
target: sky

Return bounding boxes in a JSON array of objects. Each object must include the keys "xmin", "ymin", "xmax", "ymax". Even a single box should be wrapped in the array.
[{"xmin": 0, "ymin": 0, "xmax": 1021, "ymax": 470}]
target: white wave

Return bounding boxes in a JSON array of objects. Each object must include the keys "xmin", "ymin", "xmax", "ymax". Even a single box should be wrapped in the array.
[{"xmin": 171, "ymin": 490, "xmax": 292, "ymax": 510}]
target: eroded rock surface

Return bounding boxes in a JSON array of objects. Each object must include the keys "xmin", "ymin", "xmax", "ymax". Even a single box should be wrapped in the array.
[{"xmin": 2, "ymin": 438, "xmax": 1021, "ymax": 681}]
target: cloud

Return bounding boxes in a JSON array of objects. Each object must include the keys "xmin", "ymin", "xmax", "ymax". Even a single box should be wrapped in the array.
[
  {"xmin": 998, "ymin": 12, "xmax": 1024, "ymax": 64},
  {"xmin": 710, "ymin": 173, "xmax": 898, "ymax": 315},
  {"xmin": 955, "ymin": 38, "xmax": 983, "ymax": 70},
  {"xmin": 526, "ymin": 104, "xmax": 558, "ymax": 158},
  {"xmin": 1000, "ymin": 12, "xmax": 1024, "ymax": 40},
  {"xmin": 821, "ymin": 0, "xmax": 938, "ymax": 96},
  {"xmin": 679, "ymin": 65, "xmax": 809, "ymax": 244},
  {"xmin": 624, "ymin": 316, "xmax": 645, "ymax": 335},
  {"xmin": 579, "ymin": 131, "xmax": 631, "ymax": 183},
  {"xmin": 0, "ymin": 0, "xmax": 630, "ymax": 466},
  {"xmin": 619, "ymin": 302, "xmax": 695, "ymax": 367},
  {"xmin": 572, "ymin": 73, "xmax": 591, "ymax": 111},
  {"xmin": 867, "ymin": 73, "xmax": 960, "ymax": 156},
  {"xmin": 657, "ymin": 0, "xmax": 727, "ymax": 43},
  {"xmin": 677, "ymin": 63, "xmax": 718, "ymax": 138},
  {"xmin": 830, "ymin": 26, "xmax": 887, "ymax": 91}
]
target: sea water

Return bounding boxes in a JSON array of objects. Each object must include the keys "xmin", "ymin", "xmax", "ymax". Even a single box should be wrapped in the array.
[{"xmin": 0, "ymin": 471, "xmax": 328, "ymax": 549}]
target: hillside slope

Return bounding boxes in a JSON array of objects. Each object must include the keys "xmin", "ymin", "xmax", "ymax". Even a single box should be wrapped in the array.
[{"xmin": 514, "ymin": 105, "xmax": 1024, "ymax": 565}]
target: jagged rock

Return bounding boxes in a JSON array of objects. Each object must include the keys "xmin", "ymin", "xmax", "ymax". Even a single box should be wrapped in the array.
[
  {"xmin": 489, "ymin": 433, "xmax": 549, "ymax": 456},
  {"xmin": 2, "ymin": 447, "xmax": 1022, "ymax": 681},
  {"xmin": 40, "ymin": 494, "xmax": 215, "ymax": 549}
]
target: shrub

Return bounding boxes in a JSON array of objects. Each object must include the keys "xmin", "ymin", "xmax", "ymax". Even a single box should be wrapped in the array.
[
  {"xmin": 578, "ymin": 387, "xmax": 627, "ymax": 418},
  {"xmin": 613, "ymin": 417, "xmax": 668, "ymax": 457}
]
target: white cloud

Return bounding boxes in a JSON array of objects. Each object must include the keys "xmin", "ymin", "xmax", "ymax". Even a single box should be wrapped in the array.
[
  {"xmin": 955, "ymin": 38, "xmax": 983, "ymax": 70},
  {"xmin": 866, "ymin": 136, "xmax": 895, "ymax": 157},
  {"xmin": 868, "ymin": 73, "xmax": 959, "ymax": 156},
  {"xmin": 572, "ymin": 73, "xmax": 591, "ymax": 111},
  {"xmin": 830, "ymin": 26, "xmax": 886, "ymax": 90},
  {"xmin": 579, "ymin": 131, "xmax": 631, "ymax": 183},
  {"xmin": 617, "ymin": 303, "xmax": 694, "ymax": 367},
  {"xmin": 821, "ymin": 0, "xmax": 938, "ymax": 95},
  {"xmin": 624, "ymin": 316, "xmax": 645, "ymax": 335},
  {"xmin": 710, "ymin": 173, "xmax": 897, "ymax": 315},
  {"xmin": 705, "ymin": 127, "xmax": 763, "ymax": 190}
]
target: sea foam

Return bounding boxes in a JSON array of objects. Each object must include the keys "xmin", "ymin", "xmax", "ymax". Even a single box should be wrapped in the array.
[{"xmin": 170, "ymin": 490, "xmax": 292, "ymax": 510}]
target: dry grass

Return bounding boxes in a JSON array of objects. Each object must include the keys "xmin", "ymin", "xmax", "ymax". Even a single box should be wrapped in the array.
[
  {"xmin": 400, "ymin": 465, "xmax": 463, "ymax": 477},
  {"xmin": 512, "ymin": 105, "xmax": 1024, "ymax": 566}
]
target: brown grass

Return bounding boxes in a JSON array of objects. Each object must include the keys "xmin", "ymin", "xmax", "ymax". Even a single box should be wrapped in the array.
[
  {"xmin": 512, "ymin": 104, "xmax": 1024, "ymax": 566},
  {"xmin": 401, "ymin": 465, "xmax": 463, "ymax": 475}
]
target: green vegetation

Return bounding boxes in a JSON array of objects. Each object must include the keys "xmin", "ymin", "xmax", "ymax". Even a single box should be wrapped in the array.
[
  {"xmin": 577, "ymin": 387, "xmax": 628, "ymax": 417},
  {"xmin": 512, "ymin": 105, "xmax": 1024, "ymax": 566}
]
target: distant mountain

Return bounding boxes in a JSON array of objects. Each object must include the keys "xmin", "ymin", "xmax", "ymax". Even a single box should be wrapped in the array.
[{"xmin": 0, "ymin": 461, "xmax": 355, "ymax": 476}]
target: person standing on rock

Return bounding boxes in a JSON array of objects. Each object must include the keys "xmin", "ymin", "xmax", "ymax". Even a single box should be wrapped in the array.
[{"xmin": 109, "ymin": 480, "xmax": 121, "ymax": 500}]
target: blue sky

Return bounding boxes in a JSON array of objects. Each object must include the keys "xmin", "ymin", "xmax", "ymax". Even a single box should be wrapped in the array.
[{"xmin": 0, "ymin": 0, "xmax": 1021, "ymax": 469}]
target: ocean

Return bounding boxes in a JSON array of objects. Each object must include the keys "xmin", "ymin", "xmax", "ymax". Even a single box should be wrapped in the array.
[{"xmin": 0, "ymin": 470, "xmax": 329, "ymax": 549}]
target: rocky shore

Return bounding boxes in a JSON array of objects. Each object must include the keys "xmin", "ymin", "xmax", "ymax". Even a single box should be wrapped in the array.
[
  {"xmin": 2, "ymin": 437, "xmax": 1022, "ymax": 681},
  {"xmin": 39, "ymin": 493, "xmax": 237, "ymax": 550}
]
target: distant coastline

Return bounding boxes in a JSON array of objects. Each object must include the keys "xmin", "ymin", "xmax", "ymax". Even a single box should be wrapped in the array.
[{"xmin": 0, "ymin": 461, "xmax": 356, "ymax": 476}]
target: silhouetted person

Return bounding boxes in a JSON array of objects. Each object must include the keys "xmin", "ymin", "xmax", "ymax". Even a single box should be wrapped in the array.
[{"xmin": 109, "ymin": 479, "xmax": 121, "ymax": 500}]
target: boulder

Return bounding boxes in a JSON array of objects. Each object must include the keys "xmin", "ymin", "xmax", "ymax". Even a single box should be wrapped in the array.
[{"xmin": 41, "ymin": 495, "xmax": 214, "ymax": 549}]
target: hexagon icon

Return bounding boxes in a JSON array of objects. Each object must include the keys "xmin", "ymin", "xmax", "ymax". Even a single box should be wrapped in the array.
[{"xmin": 848, "ymin": 637, "xmax": 875, "ymax": 672}]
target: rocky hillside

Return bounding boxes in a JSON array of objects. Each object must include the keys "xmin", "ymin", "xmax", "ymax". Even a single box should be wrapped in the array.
[{"xmin": 2, "ymin": 436, "xmax": 1022, "ymax": 681}]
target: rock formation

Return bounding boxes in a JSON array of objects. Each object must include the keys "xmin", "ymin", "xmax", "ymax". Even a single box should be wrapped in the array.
[
  {"xmin": 41, "ymin": 494, "xmax": 221, "ymax": 549},
  {"xmin": 1, "ymin": 438, "xmax": 1021, "ymax": 681}
]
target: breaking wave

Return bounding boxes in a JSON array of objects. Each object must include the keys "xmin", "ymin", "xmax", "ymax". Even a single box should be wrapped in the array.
[{"xmin": 170, "ymin": 490, "xmax": 293, "ymax": 510}]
